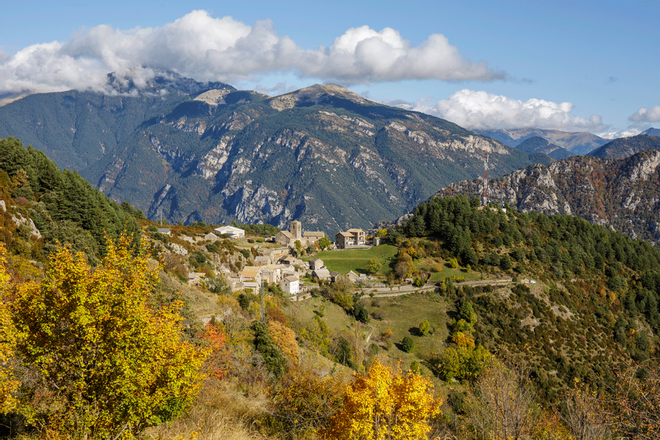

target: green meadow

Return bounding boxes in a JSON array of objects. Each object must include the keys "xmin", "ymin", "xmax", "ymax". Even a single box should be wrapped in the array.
[{"xmin": 304, "ymin": 244, "xmax": 398, "ymax": 275}]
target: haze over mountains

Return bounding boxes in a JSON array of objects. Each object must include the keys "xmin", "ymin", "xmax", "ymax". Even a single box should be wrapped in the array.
[{"xmin": 473, "ymin": 127, "xmax": 609, "ymax": 155}]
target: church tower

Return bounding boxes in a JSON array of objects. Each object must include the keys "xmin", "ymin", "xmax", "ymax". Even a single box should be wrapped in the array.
[{"xmin": 290, "ymin": 220, "xmax": 302, "ymax": 240}]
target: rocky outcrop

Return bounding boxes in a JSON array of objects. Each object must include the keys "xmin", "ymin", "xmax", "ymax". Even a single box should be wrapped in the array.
[{"xmin": 435, "ymin": 149, "xmax": 660, "ymax": 246}]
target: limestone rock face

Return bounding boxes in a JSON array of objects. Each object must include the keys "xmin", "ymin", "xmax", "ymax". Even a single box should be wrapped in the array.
[
  {"xmin": 0, "ymin": 74, "xmax": 533, "ymax": 234},
  {"xmin": 435, "ymin": 149, "xmax": 660, "ymax": 246}
]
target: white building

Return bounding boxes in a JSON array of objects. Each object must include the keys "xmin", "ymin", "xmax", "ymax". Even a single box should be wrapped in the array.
[
  {"xmin": 214, "ymin": 225, "xmax": 245, "ymax": 239},
  {"xmin": 280, "ymin": 274, "xmax": 300, "ymax": 295}
]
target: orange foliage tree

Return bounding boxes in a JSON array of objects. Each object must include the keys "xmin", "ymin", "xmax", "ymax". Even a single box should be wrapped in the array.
[
  {"xmin": 11, "ymin": 235, "xmax": 209, "ymax": 439},
  {"xmin": 202, "ymin": 321, "xmax": 229, "ymax": 379},
  {"xmin": 323, "ymin": 359, "xmax": 442, "ymax": 440}
]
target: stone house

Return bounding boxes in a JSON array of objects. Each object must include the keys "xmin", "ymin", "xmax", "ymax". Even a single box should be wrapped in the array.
[
  {"xmin": 280, "ymin": 274, "xmax": 300, "ymax": 295},
  {"xmin": 204, "ymin": 232, "xmax": 220, "ymax": 242},
  {"xmin": 312, "ymin": 267, "xmax": 331, "ymax": 281},
  {"xmin": 334, "ymin": 228, "xmax": 366, "ymax": 249},
  {"xmin": 275, "ymin": 221, "xmax": 327, "ymax": 248},
  {"xmin": 309, "ymin": 258, "xmax": 324, "ymax": 271}
]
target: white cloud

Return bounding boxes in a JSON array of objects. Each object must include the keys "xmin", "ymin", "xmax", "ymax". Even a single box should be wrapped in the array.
[
  {"xmin": 629, "ymin": 106, "xmax": 660, "ymax": 122},
  {"xmin": 413, "ymin": 89, "xmax": 607, "ymax": 132},
  {"xmin": 597, "ymin": 128, "xmax": 642, "ymax": 140},
  {"xmin": 0, "ymin": 10, "xmax": 503, "ymax": 95}
]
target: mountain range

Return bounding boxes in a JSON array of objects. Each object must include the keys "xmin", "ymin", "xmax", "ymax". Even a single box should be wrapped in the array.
[
  {"xmin": 514, "ymin": 136, "xmax": 573, "ymax": 161},
  {"xmin": 0, "ymin": 73, "xmax": 536, "ymax": 233},
  {"xmin": 473, "ymin": 127, "xmax": 609, "ymax": 155},
  {"xmin": 2, "ymin": 72, "xmax": 660, "ymax": 238}
]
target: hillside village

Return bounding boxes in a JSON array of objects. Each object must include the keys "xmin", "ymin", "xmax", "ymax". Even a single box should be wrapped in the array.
[{"xmin": 152, "ymin": 220, "xmax": 382, "ymax": 301}]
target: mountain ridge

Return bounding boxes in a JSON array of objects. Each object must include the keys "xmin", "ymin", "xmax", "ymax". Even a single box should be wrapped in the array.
[
  {"xmin": 474, "ymin": 127, "xmax": 608, "ymax": 155},
  {"xmin": 1, "ymin": 76, "xmax": 535, "ymax": 234},
  {"xmin": 588, "ymin": 133, "xmax": 660, "ymax": 159},
  {"xmin": 433, "ymin": 149, "xmax": 660, "ymax": 246}
]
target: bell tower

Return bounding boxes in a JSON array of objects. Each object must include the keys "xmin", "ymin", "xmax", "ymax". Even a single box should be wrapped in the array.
[{"xmin": 290, "ymin": 220, "xmax": 302, "ymax": 240}]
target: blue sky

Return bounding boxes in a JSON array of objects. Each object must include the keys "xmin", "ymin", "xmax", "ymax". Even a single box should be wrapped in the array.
[{"xmin": 1, "ymin": 0, "xmax": 659, "ymax": 137}]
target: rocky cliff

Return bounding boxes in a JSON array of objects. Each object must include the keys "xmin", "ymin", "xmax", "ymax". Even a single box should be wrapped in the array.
[{"xmin": 434, "ymin": 149, "xmax": 660, "ymax": 246}]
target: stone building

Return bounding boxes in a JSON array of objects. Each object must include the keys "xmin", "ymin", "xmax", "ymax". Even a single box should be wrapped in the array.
[{"xmin": 275, "ymin": 221, "xmax": 326, "ymax": 248}]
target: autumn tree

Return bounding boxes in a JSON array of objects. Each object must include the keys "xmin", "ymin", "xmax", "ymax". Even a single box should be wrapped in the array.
[
  {"xmin": 607, "ymin": 362, "xmax": 660, "ymax": 439},
  {"xmin": 367, "ymin": 258, "xmax": 382, "ymax": 274},
  {"xmin": 438, "ymin": 332, "xmax": 492, "ymax": 381},
  {"xmin": 0, "ymin": 243, "xmax": 19, "ymax": 414},
  {"xmin": 419, "ymin": 319, "xmax": 431, "ymax": 336},
  {"xmin": 202, "ymin": 321, "xmax": 229, "ymax": 379},
  {"xmin": 318, "ymin": 236, "xmax": 332, "ymax": 250},
  {"xmin": 11, "ymin": 235, "xmax": 209, "ymax": 439},
  {"xmin": 465, "ymin": 362, "xmax": 537, "ymax": 440},
  {"xmin": 269, "ymin": 363, "xmax": 346, "ymax": 439},
  {"xmin": 323, "ymin": 359, "xmax": 442, "ymax": 440},
  {"xmin": 268, "ymin": 320, "xmax": 299, "ymax": 365},
  {"xmin": 562, "ymin": 385, "xmax": 610, "ymax": 440}
]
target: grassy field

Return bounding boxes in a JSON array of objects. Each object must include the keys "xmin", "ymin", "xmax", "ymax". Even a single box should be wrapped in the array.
[
  {"xmin": 304, "ymin": 244, "xmax": 398, "ymax": 275},
  {"xmin": 416, "ymin": 257, "xmax": 485, "ymax": 283},
  {"xmin": 363, "ymin": 292, "xmax": 450, "ymax": 372},
  {"xmin": 284, "ymin": 290, "xmax": 451, "ymax": 376}
]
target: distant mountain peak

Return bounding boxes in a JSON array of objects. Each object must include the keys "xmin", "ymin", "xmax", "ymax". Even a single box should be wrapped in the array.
[
  {"xmin": 269, "ymin": 83, "xmax": 368, "ymax": 110},
  {"xmin": 589, "ymin": 133, "xmax": 660, "ymax": 159},
  {"xmin": 105, "ymin": 69, "xmax": 234, "ymax": 96},
  {"xmin": 643, "ymin": 127, "xmax": 660, "ymax": 137},
  {"xmin": 474, "ymin": 127, "xmax": 608, "ymax": 155}
]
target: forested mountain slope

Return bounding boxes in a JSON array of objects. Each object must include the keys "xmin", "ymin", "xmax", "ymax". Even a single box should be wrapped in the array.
[
  {"xmin": 0, "ymin": 137, "xmax": 140, "ymax": 262},
  {"xmin": 433, "ymin": 149, "xmax": 660, "ymax": 246},
  {"xmin": 588, "ymin": 133, "xmax": 660, "ymax": 159},
  {"xmin": 401, "ymin": 195, "xmax": 660, "ymax": 403}
]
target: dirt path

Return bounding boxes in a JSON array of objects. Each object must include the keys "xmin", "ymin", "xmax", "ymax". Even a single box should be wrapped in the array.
[{"xmin": 288, "ymin": 275, "xmax": 515, "ymax": 301}]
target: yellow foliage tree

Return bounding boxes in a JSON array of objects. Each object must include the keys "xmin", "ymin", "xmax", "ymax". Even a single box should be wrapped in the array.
[
  {"xmin": 323, "ymin": 360, "xmax": 442, "ymax": 440},
  {"xmin": 268, "ymin": 320, "xmax": 299, "ymax": 365},
  {"xmin": 0, "ymin": 243, "xmax": 19, "ymax": 414},
  {"xmin": 11, "ymin": 234, "xmax": 209, "ymax": 439}
]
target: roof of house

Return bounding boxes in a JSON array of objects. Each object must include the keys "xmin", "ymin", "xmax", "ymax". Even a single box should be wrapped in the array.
[
  {"xmin": 240, "ymin": 266, "xmax": 262, "ymax": 279},
  {"xmin": 277, "ymin": 231, "xmax": 295, "ymax": 240},
  {"xmin": 283, "ymin": 274, "xmax": 299, "ymax": 282},
  {"xmin": 215, "ymin": 225, "xmax": 245, "ymax": 235},
  {"xmin": 313, "ymin": 268, "xmax": 331, "ymax": 278},
  {"xmin": 304, "ymin": 231, "xmax": 326, "ymax": 237},
  {"xmin": 347, "ymin": 228, "xmax": 366, "ymax": 233},
  {"xmin": 336, "ymin": 231, "xmax": 352, "ymax": 237}
]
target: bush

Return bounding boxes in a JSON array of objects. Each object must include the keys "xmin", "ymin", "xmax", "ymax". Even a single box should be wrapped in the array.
[
  {"xmin": 401, "ymin": 336, "xmax": 415, "ymax": 353},
  {"xmin": 419, "ymin": 320, "xmax": 431, "ymax": 336}
]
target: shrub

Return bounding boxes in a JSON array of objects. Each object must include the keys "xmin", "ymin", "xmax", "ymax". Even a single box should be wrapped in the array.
[
  {"xmin": 419, "ymin": 320, "xmax": 431, "ymax": 336},
  {"xmin": 401, "ymin": 336, "xmax": 415, "ymax": 353}
]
